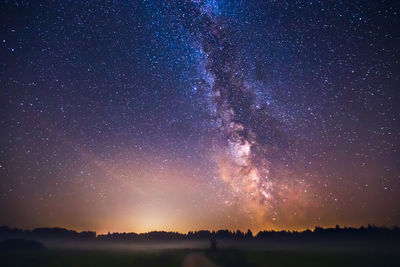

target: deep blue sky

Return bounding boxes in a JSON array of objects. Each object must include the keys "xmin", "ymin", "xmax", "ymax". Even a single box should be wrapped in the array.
[{"xmin": 0, "ymin": 0, "xmax": 399, "ymax": 232}]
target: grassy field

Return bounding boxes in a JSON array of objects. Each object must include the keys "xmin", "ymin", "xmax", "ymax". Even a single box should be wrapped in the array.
[
  {"xmin": 0, "ymin": 249, "xmax": 186, "ymax": 267},
  {"xmin": 0, "ymin": 248, "xmax": 399, "ymax": 267},
  {"xmin": 207, "ymin": 249, "xmax": 400, "ymax": 267}
]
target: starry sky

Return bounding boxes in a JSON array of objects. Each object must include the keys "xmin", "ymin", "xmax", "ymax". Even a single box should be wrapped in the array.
[{"xmin": 0, "ymin": 0, "xmax": 399, "ymax": 234}]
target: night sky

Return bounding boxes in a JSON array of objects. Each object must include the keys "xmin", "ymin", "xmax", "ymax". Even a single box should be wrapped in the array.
[{"xmin": 1, "ymin": 0, "xmax": 399, "ymax": 234}]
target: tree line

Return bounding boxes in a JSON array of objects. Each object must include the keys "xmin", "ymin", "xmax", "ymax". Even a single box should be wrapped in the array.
[{"xmin": 1, "ymin": 225, "xmax": 399, "ymax": 243}]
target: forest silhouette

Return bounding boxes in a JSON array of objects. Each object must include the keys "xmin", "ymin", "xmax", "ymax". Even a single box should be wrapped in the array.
[{"xmin": 1, "ymin": 225, "xmax": 399, "ymax": 245}]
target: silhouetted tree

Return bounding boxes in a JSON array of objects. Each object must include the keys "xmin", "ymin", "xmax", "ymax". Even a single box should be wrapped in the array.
[
  {"xmin": 245, "ymin": 229, "xmax": 253, "ymax": 239},
  {"xmin": 210, "ymin": 237, "xmax": 217, "ymax": 251}
]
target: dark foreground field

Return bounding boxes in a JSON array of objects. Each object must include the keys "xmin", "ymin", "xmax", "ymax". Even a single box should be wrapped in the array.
[{"xmin": 1, "ymin": 248, "xmax": 399, "ymax": 267}]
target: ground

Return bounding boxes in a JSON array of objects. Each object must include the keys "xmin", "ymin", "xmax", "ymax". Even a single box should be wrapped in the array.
[{"xmin": 0, "ymin": 248, "xmax": 399, "ymax": 267}]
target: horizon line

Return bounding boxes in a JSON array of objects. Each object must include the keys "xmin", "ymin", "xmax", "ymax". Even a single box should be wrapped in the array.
[{"xmin": 2, "ymin": 224, "xmax": 399, "ymax": 236}]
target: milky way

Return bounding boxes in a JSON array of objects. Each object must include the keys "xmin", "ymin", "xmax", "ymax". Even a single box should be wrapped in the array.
[
  {"xmin": 183, "ymin": 0, "xmax": 306, "ymax": 222},
  {"xmin": 0, "ymin": 0, "xmax": 399, "ymax": 233}
]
